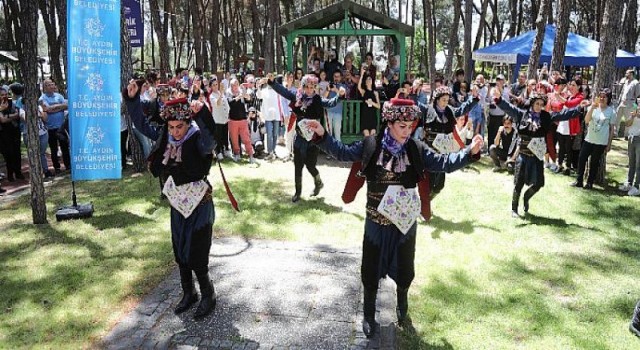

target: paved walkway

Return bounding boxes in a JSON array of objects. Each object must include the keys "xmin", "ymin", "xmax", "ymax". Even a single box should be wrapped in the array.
[{"xmin": 101, "ymin": 238, "xmax": 399, "ymax": 350}]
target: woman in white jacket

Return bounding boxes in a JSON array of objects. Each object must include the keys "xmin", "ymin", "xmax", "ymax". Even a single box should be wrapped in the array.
[{"xmin": 208, "ymin": 77, "xmax": 231, "ymax": 160}]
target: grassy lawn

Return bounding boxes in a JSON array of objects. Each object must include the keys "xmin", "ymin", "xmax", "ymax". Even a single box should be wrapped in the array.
[{"xmin": 1, "ymin": 139, "xmax": 639, "ymax": 349}]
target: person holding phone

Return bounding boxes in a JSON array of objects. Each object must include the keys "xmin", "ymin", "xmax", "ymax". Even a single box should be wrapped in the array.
[
  {"xmin": 358, "ymin": 68, "xmax": 380, "ymax": 137},
  {"xmin": 0, "ymin": 86, "xmax": 23, "ymax": 183}
]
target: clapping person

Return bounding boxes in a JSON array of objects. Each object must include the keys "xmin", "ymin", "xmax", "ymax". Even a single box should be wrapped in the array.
[{"xmin": 226, "ymin": 79, "xmax": 256, "ymax": 163}]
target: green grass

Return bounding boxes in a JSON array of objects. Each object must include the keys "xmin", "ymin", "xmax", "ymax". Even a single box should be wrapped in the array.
[
  {"xmin": 1, "ymin": 139, "xmax": 639, "ymax": 349},
  {"xmin": 397, "ymin": 139, "xmax": 640, "ymax": 350}
]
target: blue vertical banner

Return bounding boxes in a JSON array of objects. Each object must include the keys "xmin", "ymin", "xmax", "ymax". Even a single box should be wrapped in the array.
[
  {"xmin": 67, "ymin": 0, "xmax": 122, "ymax": 180},
  {"xmin": 124, "ymin": 0, "xmax": 144, "ymax": 48}
]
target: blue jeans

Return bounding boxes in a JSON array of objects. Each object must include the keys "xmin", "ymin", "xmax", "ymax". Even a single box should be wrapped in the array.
[
  {"xmin": 628, "ymin": 136, "xmax": 640, "ymax": 187},
  {"xmin": 469, "ymin": 106, "xmax": 485, "ymax": 139},
  {"xmin": 23, "ymin": 132, "xmax": 50, "ymax": 174},
  {"xmin": 132, "ymin": 127, "xmax": 153, "ymax": 159},
  {"xmin": 264, "ymin": 120, "xmax": 279, "ymax": 154},
  {"xmin": 326, "ymin": 110, "xmax": 342, "ymax": 141}
]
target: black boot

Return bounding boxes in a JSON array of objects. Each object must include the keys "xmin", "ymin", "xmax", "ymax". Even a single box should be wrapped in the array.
[
  {"xmin": 396, "ymin": 287, "xmax": 409, "ymax": 325},
  {"xmin": 362, "ymin": 289, "xmax": 379, "ymax": 338},
  {"xmin": 174, "ymin": 267, "xmax": 198, "ymax": 314},
  {"xmin": 311, "ymin": 174, "xmax": 323, "ymax": 196},
  {"xmin": 194, "ymin": 272, "xmax": 216, "ymax": 319},
  {"xmin": 291, "ymin": 176, "xmax": 302, "ymax": 202},
  {"xmin": 511, "ymin": 190, "xmax": 520, "ymax": 218},
  {"xmin": 523, "ymin": 189, "xmax": 533, "ymax": 214},
  {"xmin": 630, "ymin": 300, "xmax": 640, "ymax": 337}
]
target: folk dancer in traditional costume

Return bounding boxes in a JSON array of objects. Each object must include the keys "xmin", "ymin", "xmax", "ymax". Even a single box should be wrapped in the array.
[
  {"xmin": 417, "ymin": 86, "xmax": 480, "ymax": 198},
  {"xmin": 492, "ymin": 88, "xmax": 582, "ymax": 217},
  {"xmin": 268, "ymin": 73, "xmax": 344, "ymax": 202},
  {"xmin": 124, "ymin": 81, "xmax": 218, "ymax": 319},
  {"xmin": 305, "ymin": 98, "xmax": 484, "ymax": 337}
]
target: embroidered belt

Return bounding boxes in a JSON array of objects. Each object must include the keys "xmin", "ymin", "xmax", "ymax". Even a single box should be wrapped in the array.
[{"xmin": 366, "ymin": 207, "xmax": 392, "ymax": 226}]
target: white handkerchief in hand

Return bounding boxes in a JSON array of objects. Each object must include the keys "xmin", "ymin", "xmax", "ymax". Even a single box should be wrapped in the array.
[{"xmin": 297, "ymin": 119, "xmax": 315, "ymax": 141}]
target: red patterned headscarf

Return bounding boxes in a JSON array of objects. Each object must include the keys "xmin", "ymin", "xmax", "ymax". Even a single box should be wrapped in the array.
[{"xmin": 381, "ymin": 98, "xmax": 420, "ymax": 123}]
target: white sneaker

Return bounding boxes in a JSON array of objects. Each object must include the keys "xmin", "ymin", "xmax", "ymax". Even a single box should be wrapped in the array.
[
  {"xmin": 224, "ymin": 150, "xmax": 233, "ymax": 159},
  {"xmin": 216, "ymin": 153, "xmax": 224, "ymax": 161},
  {"xmin": 628, "ymin": 186, "xmax": 640, "ymax": 196},
  {"xmin": 232, "ymin": 154, "xmax": 239, "ymax": 162},
  {"xmin": 249, "ymin": 156, "xmax": 257, "ymax": 164},
  {"xmin": 619, "ymin": 182, "xmax": 631, "ymax": 191}
]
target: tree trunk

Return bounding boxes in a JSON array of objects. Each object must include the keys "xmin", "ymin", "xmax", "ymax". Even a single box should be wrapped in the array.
[
  {"xmin": 209, "ymin": 0, "xmax": 220, "ymax": 73},
  {"xmin": 407, "ymin": 0, "xmax": 415, "ymax": 74},
  {"xmin": 593, "ymin": 0, "xmax": 623, "ymax": 186},
  {"xmin": 189, "ymin": 0, "xmax": 204, "ymax": 70},
  {"xmin": 545, "ymin": 0, "xmax": 553, "ymax": 24},
  {"xmin": 530, "ymin": 0, "xmax": 539, "ymax": 29},
  {"xmin": 200, "ymin": 0, "xmax": 210, "ymax": 73},
  {"xmin": 444, "ymin": 0, "xmax": 461, "ymax": 79},
  {"xmin": 54, "ymin": 0, "xmax": 67, "ymax": 83},
  {"xmin": 275, "ymin": 2, "xmax": 283, "ymax": 72},
  {"xmin": 264, "ymin": 0, "xmax": 277, "ymax": 73},
  {"xmin": 508, "ymin": 0, "xmax": 517, "ymax": 37},
  {"xmin": 120, "ymin": 5, "xmax": 144, "ymax": 173},
  {"xmin": 473, "ymin": 0, "xmax": 490, "ymax": 51},
  {"xmin": 15, "ymin": 0, "xmax": 48, "ymax": 224},
  {"xmin": 517, "ymin": 0, "xmax": 524, "ymax": 34},
  {"xmin": 621, "ymin": 0, "xmax": 639, "ymax": 53},
  {"xmin": 550, "ymin": 0, "xmax": 571, "ymax": 72},
  {"xmin": 38, "ymin": 0, "xmax": 64, "ymax": 93},
  {"xmin": 463, "ymin": 0, "xmax": 474, "ymax": 82},
  {"xmin": 249, "ymin": 0, "xmax": 262, "ymax": 62},
  {"xmin": 526, "ymin": 0, "xmax": 549, "ymax": 79},
  {"xmin": 423, "ymin": 0, "xmax": 436, "ymax": 83},
  {"xmin": 149, "ymin": 0, "xmax": 172, "ymax": 81}
]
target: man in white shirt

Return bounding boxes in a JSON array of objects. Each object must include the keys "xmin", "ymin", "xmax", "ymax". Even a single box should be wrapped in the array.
[
  {"xmin": 487, "ymin": 74, "xmax": 511, "ymax": 150},
  {"xmin": 617, "ymin": 69, "xmax": 640, "ymax": 136}
]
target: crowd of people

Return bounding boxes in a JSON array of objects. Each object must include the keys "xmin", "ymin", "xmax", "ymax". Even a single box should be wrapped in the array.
[
  {"xmin": 0, "ymin": 79, "xmax": 70, "ymax": 194},
  {"xmin": 3, "ymin": 48, "xmax": 640, "ymax": 339},
  {"xmin": 1, "ymin": 54, "xmax": 640, "ymax": 204}
]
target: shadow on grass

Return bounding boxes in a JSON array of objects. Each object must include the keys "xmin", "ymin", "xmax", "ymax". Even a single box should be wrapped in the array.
[
  {"xmin": 0, "ymin": 173, "xmax": 175, "ymax": 348},
  {"xmin": 398, "ymin": 331, "xmax": 455, "ymax": 350},
  {"xmin": 89, "ymin": 210, "xmax": 155, "ymax": 231},
  {"xmin": 575, "ymin": 196, "xmax": 640, "ymax": 256},
  {"xmin": 214, "ymin": 177, "xmax": 350, "ymax": 239},
  {"xmin": 514, "ymin": 213, "xmax": 606, "ymax": 235},
  {"xmin": 427, "ymin": 216, "xmax": 499, "ymax": 239}
]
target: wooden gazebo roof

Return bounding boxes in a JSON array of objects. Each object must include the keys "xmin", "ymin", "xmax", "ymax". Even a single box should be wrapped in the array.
[
  {"xmin": 279, "ymin": 0, "xmax": 414, "ymax": 79},
  {"xmin": 279, "ymin": 0, "xmax": 414, "ymax": 37}
]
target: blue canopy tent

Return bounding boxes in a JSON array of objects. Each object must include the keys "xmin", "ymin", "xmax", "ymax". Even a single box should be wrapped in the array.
[{"xmin": 472, "ymin": 24, "xmax": 640, "ymax": 82}]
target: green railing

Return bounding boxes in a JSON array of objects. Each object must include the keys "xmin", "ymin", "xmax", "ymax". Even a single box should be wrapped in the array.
[{"xmin": 340, "ymin": 100, "xmax": 381, "ymax": 144}]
